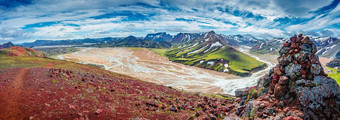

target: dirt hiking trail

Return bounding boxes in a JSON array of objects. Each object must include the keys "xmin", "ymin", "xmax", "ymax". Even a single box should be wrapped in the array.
[{"xmin": 0, "ymin": 68, "xmax": 30, "ymax": 120}]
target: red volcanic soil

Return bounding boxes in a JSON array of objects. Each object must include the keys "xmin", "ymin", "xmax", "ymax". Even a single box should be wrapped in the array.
[
  {"xmin": 0, "ymin": 68, "xmax": 29, "ymax": 119},
  {"xmin": 0, "ymin": 59, "xmax": 237, "ymax": 119}
]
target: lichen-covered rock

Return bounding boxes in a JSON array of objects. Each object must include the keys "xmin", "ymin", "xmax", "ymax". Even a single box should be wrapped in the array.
[
  {"xmin": 244, "ymin": 100, "xmax": 265, "ymax": 118},
  {"xmin": 295, "ymin": 79, "xmax": 315, "ymax": 87},
  {"xmin": 295, "ymin": 76, "xmax": 340, "ymax": 118},
  {"xmin": 278, "ymin": 55, "xmax": 292, "ymax": 66},
  {"xmin": 285, "ymin": 63, "xmax": 301, "ymax": 76},
  {"xmin": 257, "ymin": 74, "xmax": 271, "ymax": 89},
  {"xmin": 279, "ymin": 47, "xmax": 290, "ymax": 55},
  {"xmin": 310, "ymin": 64, "xmax": 321, "ymax": 75},
  {"xmin": 293, "ymin": 53, "xmax": 304, "ymax": 62},
  {"xmin": 301, "ymin": 44, "xmax": 312, "ymax": 53}
]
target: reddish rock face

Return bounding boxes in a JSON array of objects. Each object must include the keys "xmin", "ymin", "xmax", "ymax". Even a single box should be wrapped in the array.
[
  {"xmin": 278, "ymin": 76, "xmax": 289, "ymax": 85},
  {"xmin": 274, "ymin": 84, "xmax": 287, "ymax": 98},
  {"xmin": 274, "ymin": 67, "xmax": 283, "ymax": 75},
  {"xmin": 300, "ymin": 70, "xmax": 306, "ymax": 75},
  {"xmin": 290, "ymin": 37, "xmax": 296, "ymax": 42},
  {"xmin": 301, "ymin": 37, "xmax": 312, "ymax": 44},
  {"xmin": 273, "ymin": 75, "xmax": 280, "ymax": 83}
]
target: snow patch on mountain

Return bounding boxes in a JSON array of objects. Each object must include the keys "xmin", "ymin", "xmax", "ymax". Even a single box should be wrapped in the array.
[
  {"xmin": 204, "ymin": 42, "xmax": 223, "ymax": 53},
  {"xmin": 187, "ymin": 44, "xmax": 209, "ymax": 55},
  {"xmin": 223, "ymin": 63, "xmax": 229, "ymax": 72},
  {"xmin": 207, "ymin": 61, "xmax": 214, "ymax": 65},
  {"xmin": 199, "ymin": 60, "xmax": 204, "ymax": 64}
]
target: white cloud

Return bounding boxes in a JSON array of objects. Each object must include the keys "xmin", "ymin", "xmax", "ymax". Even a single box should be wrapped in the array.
[
  {"xmin": 0, "ymin": 0, "xmax": 339, "ymax": 42},
  {"xmin": 0, "ymin": 27, "xmax": 32, "ymax": 43},
  {"xmin": 238, "ymin": 26, "xmax": 285, "ymax": 37},
  {"xmin": 1, "ymin": 9, "xmax": 105, "ymax": 28},
  {"xmin": 286, "ymin": 11, "xmax": 340, "ymax": 32},
  {"xmin": 225, "ymin": 0, "xmax": 333, "ymax": 18},
  {"xmin": 62, "ymin": 17, "xmax": 125, "ymax": 25}
]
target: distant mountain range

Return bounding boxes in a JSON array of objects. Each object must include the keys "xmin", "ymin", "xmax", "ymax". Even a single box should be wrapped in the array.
[
  {"xmin": 14, "ymin": 31, "xmax": 340, "ymax": 76},
  {"xmin": 19, "ymin": 31, "xmax": 267, "ymax": 49},
  {"xmin": 223, "ymin": 34, "xmax": 263, "ymax": 47},
  {"xmin": 20, "ymin": 31, "xmax": 339, "ymax": 58},
  {"xmin": 250, "ymin": 36, "xmax": 340, "ymax": 58},
  {"xmin": 90, "ymin": 36, "xmax": 172, "ymax": 48},
  {"xmin": 21, "ymin": 37, "xmax": 122, "ymax": 47},
  {"xmin": 249, "ymin": 38, "xmax": 287, "ymax": 54},
  {"xmin": 166, "ymin": 32, "xmax": 264, "ymax": 47},
  {"xmin": 311, "ymin": 36, "xmax": 340, "ymax": 58}
]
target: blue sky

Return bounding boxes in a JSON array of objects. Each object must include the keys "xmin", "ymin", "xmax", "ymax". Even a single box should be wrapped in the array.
[{"xmin": 0, "ymin": 0, "xmax": 339, "ymax": 43}]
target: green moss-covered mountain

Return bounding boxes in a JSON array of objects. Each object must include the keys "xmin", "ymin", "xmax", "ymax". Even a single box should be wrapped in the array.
[{"xmin": 165, "ymin": 31, "xmax": 266, "ymax": 76}]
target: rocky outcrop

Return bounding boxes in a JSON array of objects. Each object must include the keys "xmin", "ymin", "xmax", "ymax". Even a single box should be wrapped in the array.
[{"xmin": 234, "ymin": 34, "xmax": 340, "ymax": 120}]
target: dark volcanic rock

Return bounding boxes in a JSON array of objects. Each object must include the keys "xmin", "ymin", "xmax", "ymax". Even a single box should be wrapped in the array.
[
  {"xmin": 235, "ymin": 88, "xmax": 248, "ymax": 97},
  {"xmin": 301, "ymin": 44, "xmax": 312, "ymax": 53}
]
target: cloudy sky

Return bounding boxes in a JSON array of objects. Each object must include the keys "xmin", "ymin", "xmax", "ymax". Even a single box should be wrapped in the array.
[{"xmin": 0, "ymin": 0, "xmax": 339, "ymax": 43}]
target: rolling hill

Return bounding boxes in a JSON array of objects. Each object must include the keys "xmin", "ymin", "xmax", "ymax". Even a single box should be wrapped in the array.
[
  {"xmin": 0, "ymin": 46, "xmax": 46, "ymax": 58},
  {"xmin": 165, "ymin": 31, "xmax": 266, "ymax": 76}
]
